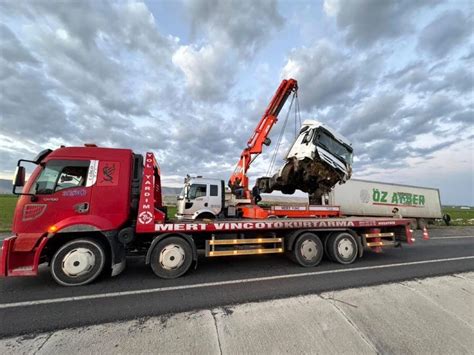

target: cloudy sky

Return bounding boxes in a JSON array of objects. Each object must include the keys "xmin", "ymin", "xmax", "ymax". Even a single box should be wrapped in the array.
[{"xmin": 0, "ymin": 0, "xmax": 472, "ymax": 205}]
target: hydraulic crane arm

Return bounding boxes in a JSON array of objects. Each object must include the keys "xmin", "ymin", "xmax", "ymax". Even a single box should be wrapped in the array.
[{"xmin": 229, "ymin": 78, "xmax": 298, "ymax": 196}]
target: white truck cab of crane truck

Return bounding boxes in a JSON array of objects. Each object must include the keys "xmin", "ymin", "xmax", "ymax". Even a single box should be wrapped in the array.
[{"xmin": 176, "ymin": 176, "xmax": 228, "ymax": 220}]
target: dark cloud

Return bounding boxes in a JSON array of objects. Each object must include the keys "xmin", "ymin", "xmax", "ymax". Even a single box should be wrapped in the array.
[
  {"xmin": 282, "ymin": 41, "xmax": 360, "ymax": 110},
  {"xmin": 325, "ymin": 0, "xmax": 436, "ymax": 47},
  {"xmin": 417, "ymin": 10, "xmax": 472, "ymax": 58}
]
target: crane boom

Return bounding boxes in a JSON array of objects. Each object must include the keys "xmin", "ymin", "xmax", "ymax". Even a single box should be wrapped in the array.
[{"xmin": 229, "ymin": 78, "xmax": 298, "ymax": 197}]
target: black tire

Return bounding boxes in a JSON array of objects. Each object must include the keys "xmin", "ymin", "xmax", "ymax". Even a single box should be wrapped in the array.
[
  {"xmin": 327, "ymin": 232, "xmax": 358, "ymax": 265},
  {"xmin": 195, "ymin": 212, "xmax": 215, "ymax": 220},
  {"xmin": 417, "ymin": 218, "xmax": 427, "ymax": 230},
  {"xmin": 51, "ymin": 238, "xmax": 106, "ymax": 287},
  {"xmin": 292, "ymin": 232, "xmax": 323, "ymax": 267},
  {"xmin": 150, "ymin": 237, "xmax": 193, "ymax": 279},
  {"xmin": 324, "ymin": 233, "xmax": 337, "ymax": 262}
]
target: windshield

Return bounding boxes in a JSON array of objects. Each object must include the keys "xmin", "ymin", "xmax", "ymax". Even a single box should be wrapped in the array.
[
  {"xmin": 30, "ymin": 160, "xmax": 90, "ymax": 195},
  {"xmin": 314, "ymin": 130, "xmax": 353, "ymax": 164},
  {"xmin": 187, "ymin": 184, "xmax": 207, "ymax": 200}
]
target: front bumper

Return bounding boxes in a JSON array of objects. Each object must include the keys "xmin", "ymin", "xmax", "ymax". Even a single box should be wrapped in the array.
[{"xmin": 0, "ymin": 236, "xmax": 47, "ymax": 277}]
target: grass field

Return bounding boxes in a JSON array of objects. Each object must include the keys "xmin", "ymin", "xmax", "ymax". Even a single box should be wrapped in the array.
[
  {"xmin": 0, "ymin": 194, "xmax": 472, "ymax": 232},
  {"xmin": 0, "ymin": 195, "xmax": 17, "ymax": 232}
]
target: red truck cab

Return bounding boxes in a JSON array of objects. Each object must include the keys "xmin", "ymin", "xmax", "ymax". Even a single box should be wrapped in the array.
[{"xmin": 1, "ymin": 146, "xmax": 141, "ymax": 284}]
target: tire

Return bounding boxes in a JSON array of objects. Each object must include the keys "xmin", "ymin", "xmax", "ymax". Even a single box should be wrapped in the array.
[
  {"xmin": 51, "ymin": 238, "xmax": 106, "ymax": 287},
  {"xmin": 150, "ymin": 237, "xmax": 193, "ymax": 279},
  {"xmin": 324, "ymin": 233, "xmax": 337, "ymax": 262},
  {"xmin": 292, "ymin": 232, "xmax": 323, "ymax": 267},
  {"xmin": 327, "ymin": 232, "xmax": 358, "ymax": 265},
  {"xmin": 195, "ymin": 212, "xmax": 215, "ymax": 220},
  {"xmin": 417, "ymin": 218, "xmax": 427, "ymax": 230}
]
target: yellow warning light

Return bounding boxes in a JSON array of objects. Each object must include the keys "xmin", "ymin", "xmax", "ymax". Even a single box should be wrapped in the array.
[
  {"xmin": 234, "ymin": 250, "xmax": 237, "ymax": 254},
  {"xmin": 209, "ymin": 252, "xmax": 214, "ymax": 256},
  {"xmin": 48, "ymin": 225, "xmax": 58, "ymax": 233},
  {"xmin": 278, "ymin": 248, "xmax": 283, "ymax": 252}
]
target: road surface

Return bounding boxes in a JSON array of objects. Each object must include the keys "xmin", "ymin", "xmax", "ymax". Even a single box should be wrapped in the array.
[{"xmin": 1, "ymin": 227, "xmax": 473, "ymax": 338}]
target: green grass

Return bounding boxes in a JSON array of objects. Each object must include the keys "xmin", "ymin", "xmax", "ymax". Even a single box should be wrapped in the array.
[
  {"xmin": 166, "ymin": 205, "xmax": 177, "ymax": 219},
  {"xmin": 440, "ymin": 206, "xmax": 474, "ymax": 226},
  {"xmin": 0, "ymin": 195, "xmax": 18, "ymax": 232}
]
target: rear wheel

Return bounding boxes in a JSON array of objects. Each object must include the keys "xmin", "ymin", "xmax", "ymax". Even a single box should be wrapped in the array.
[
  {"xmin": 292, "ymin": 233, "xmax": 323, "ymax": 267},
  {"xmin": 150, "ymin": 237, "xmax": 193, "ymax": 279},
  {"xmin": 51, "ymin": 238, "xmax": 106, "ymax": 287},
  {"xmin": 327, "ymin": 232, "xmax": 358, "ymax": 265},
  {"xmin": 417, "ymin": 218, "xmax": 427, "ymax": 230}
]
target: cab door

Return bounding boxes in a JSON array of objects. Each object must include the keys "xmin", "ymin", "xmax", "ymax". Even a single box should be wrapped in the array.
[
  {"xmin": 14, "ymin": 159, "xmax": 95, "ymax": 234},
  {"xmin": 208, "ymin": 183, "xmax": 222, "ymax": 215}
]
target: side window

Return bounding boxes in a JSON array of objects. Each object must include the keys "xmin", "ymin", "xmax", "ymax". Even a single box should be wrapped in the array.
[
  {"xmin": 56, "ymin": 166, "xmax": 89, "ymax": 192},
  {"xmin": 188, "ymin": 184, "xmax": 207, "ymax": 200},
  {"xmin": 302, "ymin": 129, "xmax": 314, "ymax": 144},
  {"xmin": 210, "ymin": 185, "xmax": 218, "ymax": 196},
  {"xmin": 31, "ymin": 160, "xmax": 90, "ymax": 195}
]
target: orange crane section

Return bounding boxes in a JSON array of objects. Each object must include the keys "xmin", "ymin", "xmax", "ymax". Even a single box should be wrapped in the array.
[{"xmin": 229, "ymin": 78, "xmax": 298, "ymax": 198}]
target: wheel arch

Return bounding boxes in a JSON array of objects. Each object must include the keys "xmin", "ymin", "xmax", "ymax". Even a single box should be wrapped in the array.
[{"xmin": 41, "ymin": 229, "xmax": 124, "ymax": 274}]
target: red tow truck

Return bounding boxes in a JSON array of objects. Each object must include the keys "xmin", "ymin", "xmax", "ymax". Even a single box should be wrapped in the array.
[{"xmin": 1, "ymin": 146, "xmax": 414, "ymax": 286}]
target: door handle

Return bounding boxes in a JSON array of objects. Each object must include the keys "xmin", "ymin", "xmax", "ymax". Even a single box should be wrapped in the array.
[{"xmin": 74, "ymin": 202, "xmax": 89, "ymax": 214}]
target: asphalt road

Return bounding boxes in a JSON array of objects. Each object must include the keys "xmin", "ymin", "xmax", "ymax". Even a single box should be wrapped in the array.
[{"xmin": 1, "ymin": 227, "xmax": 473, "ymax": 338}]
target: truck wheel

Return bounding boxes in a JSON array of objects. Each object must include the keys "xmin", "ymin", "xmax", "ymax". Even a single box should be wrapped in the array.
[
  {"xmin": 51, "ymin": 239, "xmax": 106, "ymax": 287},
  {"xmin": 324, "ymin": 233, "xmax": 336, "ymax": 261},
  {"xmin": 150, "ymin": 237, "xmax": 193, "ymax": 279},
  {"xmin": 417, "ymin": 218, "xmax": 427, "ymax": 230},
  {"xmin": 195, "ymin": 212, "xmax": 215, "ymax": 220},
  {"xmin": 327, "ymin": 232, "xmax": 358, "ymax": 265},
  {"xmin": 292, "ymin": 233, "xmax": 323, "ymax": 267}
]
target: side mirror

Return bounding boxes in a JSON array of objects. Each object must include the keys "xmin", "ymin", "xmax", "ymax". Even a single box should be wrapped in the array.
[{"xmin": 13, "ymin": 166, "xmax": 25, "ymax": 187}]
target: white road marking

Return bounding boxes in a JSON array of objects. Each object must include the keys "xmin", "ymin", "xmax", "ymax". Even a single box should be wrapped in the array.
[
  {"xmin": 1, "ymin": 256, "xmax": 473, "ymax": 310},
  {"xmin": 430, "ymin": 236, "xmax": 474, "ymax": 240}
]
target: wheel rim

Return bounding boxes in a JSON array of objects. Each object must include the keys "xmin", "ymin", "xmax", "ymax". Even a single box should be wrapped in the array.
[
  {"xmin": 62, "ymin": 248, "xmax": 96, "ymax": 277},
  {"xmin": 337, "ymin": 238, "xmax": 355, "ymax": 259},
  {"xmin": 300, "ymin": 239, "xmax": 318, "ymax": 262},
  {"xmin": 159, "ymin": 244, "xmax": 185, "ymax": 270}
]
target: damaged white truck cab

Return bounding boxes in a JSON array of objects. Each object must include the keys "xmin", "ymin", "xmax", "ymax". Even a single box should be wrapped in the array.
[{"xmin": 257, "ymin": 120, "xmax": 353, "ymax": 202}]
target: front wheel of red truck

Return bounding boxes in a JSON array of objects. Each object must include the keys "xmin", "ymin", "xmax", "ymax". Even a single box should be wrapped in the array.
[
  {"xmin": 149, "ymin": 237, "xmax": 193, "ymax": 279},
  {"xmin": 50, "ymin": 238, "xmax": 106, "ymax": 286}
]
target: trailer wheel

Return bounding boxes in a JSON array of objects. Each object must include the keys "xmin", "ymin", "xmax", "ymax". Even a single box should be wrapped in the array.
[
  {"xmin": 292, "ymin": 233, "xmax": 323, "ymax": 267},
  {"xmin": 150, "ymin": 237, "xmax": 193, "ymax": 279},
  {"xmin": 327, "ymin": 232, "xmax": 358, "ymax": 265},
  {"xmin": 51, "ymin": 238, "xmax": 106, "ymax": 287},
  {"xmin": 417, "ymin": 218, "xmax": 427, "ymax": 230}
]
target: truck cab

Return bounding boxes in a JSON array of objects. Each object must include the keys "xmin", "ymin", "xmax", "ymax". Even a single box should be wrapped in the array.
[
  {"xmin": 287, "ymin": 120, "xmax": 353, "ymax": 180},
  {"xmin": 176, "ymin": 177, "xmax": 226, "ymax": 220},
  {"xmin": 257, "ymin": 120, "xmax": 353, "ymax": 202}
]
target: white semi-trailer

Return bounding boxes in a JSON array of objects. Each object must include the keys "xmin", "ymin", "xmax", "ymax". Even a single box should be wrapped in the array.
[{"xmin": 328, "ymin": 179, "xmax": 443, "ymax": 229}]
